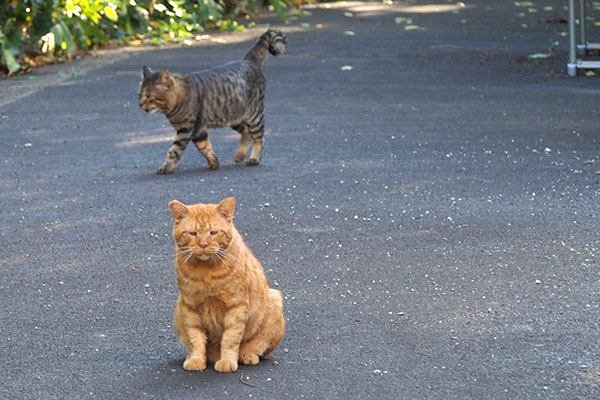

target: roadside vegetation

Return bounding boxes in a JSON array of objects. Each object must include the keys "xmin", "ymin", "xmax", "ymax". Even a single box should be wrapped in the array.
[{"xmin": 0, "ymin": 0, "xmax": 297, "ymax": 76}]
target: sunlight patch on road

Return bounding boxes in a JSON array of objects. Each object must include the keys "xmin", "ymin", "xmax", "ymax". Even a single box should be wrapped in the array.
[
  {"xmin": 116, "ymin": 134, "xmax": 173, "ymax": 148},
  {"xmin": 309, "ymin": 1, "xmax": 469, "ymax": 17}
]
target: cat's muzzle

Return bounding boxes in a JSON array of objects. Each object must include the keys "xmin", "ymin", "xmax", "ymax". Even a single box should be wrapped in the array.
[{"xmin": 141, "ymin": 105, "xmax": 157, "ymax": 113}]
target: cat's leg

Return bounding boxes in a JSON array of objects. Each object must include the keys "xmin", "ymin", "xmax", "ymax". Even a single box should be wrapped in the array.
[
  {"xmin": 192, "ymin": 129, "xmax": 219, "ymax": 170},
  {"xmin": 214, "ymin": 304, "xmax": 247, "ymax": 372},
  {"xmin": 231, "ymin": 124, "xmax": 251, "ymax": 163},
  {"xmin": 246, "ymin": 125, "xmax": 264, "ymax": 166},
  {"xmin": 239, "ymin": 289, "xmax": 285, "ymax": 364},
  {"xmin": 157, "ymin": 128, "xmax": 192, "ymax": 174},
  {"xmin": 262, "ymin": 289, "xmax": 286, "ymax": 357},
  {"xmin": 243, "ymin": 105, "xmax": 265, "ymax": 166},
  {"xmin": 174, "ymin": 298, "xmax": 208, "ymax": 371}
]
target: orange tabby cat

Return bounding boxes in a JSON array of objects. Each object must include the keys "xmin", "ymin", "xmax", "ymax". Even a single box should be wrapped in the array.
[{"xmin": 168, "ymin": 197, "xmax": 285, "ymax": 372}]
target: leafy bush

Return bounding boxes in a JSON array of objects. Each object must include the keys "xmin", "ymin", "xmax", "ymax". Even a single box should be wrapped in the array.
[{"xmin": 0, "ymin": 0, "xmax": 293, "ymax": 75}]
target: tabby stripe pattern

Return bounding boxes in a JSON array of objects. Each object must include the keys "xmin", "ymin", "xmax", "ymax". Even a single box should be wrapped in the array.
[{"xmin": 139, "ymin": 28, "xmax": 286, "ymax": 174}]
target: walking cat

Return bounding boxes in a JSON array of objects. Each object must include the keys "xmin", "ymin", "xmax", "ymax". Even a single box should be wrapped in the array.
[
  {"xmin": 169, "ymin": 198, "xmax": 285, "ymax": 372},
  {"xmin": 139, "ymin": 28, "xmax": 286, "ymax": 174}
]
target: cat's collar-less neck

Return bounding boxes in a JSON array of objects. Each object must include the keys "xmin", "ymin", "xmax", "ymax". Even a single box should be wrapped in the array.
[{"xmin": 165, "ymin": 76, "xmax": 189, "ymax": 118}]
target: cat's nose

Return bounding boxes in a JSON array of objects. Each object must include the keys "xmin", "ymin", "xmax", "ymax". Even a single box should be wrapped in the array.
[{"xmin": 198, "ymin": 241, "xmax": 209, "ymax": 248}]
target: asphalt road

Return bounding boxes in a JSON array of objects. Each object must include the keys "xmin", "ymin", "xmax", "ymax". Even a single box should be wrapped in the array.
[{"xmin": 1, "ymin": 1, "xmax": 599, "ymax": 399}]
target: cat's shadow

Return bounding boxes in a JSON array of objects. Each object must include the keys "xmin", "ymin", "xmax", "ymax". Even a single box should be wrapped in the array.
[{"xmin": 135, "ymin": 162, "xmax": 250, "ymax": 181}]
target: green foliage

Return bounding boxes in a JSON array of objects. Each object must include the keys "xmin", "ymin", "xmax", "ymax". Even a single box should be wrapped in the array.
[{"xmin": 0, "ymin": 0, "xmax": 291, "ymax": 75}]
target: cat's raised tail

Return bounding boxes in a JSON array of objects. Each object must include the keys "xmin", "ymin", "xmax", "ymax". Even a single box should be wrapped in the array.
[{"xmin": 244, "ymin": 28, "xmax": 287, "ymax": 66}]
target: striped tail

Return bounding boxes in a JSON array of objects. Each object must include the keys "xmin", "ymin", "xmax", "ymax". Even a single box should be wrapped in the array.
[{"xmin": 244, "ymin": 28, "xmax": 287, "ymax": 65}]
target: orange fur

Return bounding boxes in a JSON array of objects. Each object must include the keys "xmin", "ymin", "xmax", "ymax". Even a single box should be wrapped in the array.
[{"xmin": 169, "ymin": 198, "xmax": 285, "ymax": 372}]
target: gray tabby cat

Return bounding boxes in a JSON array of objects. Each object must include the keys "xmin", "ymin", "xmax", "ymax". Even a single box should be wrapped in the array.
[{"xmin": 138, "ymin": 28, "xmax": 286, "ymax": 174}]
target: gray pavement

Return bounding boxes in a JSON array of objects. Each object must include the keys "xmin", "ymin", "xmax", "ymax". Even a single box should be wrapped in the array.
[{"xmin": 1, "ymin": 1, "xmax": 599, "ymax": 399}]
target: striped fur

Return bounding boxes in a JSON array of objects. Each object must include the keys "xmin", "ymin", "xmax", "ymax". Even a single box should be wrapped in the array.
[{"xmin": 139, "ymin": 29, "xmax": 287, "ymax": 174}]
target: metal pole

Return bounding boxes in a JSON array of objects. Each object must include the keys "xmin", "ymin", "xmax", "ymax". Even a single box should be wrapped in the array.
[
  {"xmin": 578, "ymin": 0, "xmax": 587, "ymax": 55},
  {"xmin": 568, "ymin": 0, "xmax": 577, "ymax": 76}
]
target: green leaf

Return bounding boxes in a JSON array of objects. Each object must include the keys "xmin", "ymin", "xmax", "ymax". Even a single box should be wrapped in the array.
[
  {"xmin": 79, "ymin": 19, "xmax": 108, "ymax": 44},
  {"xmin": 267, "ymin": 0, "xmax": 288, "ymax": 22},
  {"xmin": 104, "ymin": 6, "xmax": 119, "ymax": 22},
  {"xmin": 2, "ymin": 48, "xmax": 20, "ymax": 72}
]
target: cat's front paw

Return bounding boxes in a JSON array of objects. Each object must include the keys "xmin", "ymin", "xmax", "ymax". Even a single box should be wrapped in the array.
[
  {"xmin": 246, "ymin": 158, "xmax": 260, "ymax": 166},
  {"xmin": 239, "ymin": 352, "xmax": 260, "ymax": 365},
  {"xmin": 183, "ymin": 357, "xmax": 207, "ymax": 371},
  {"xmin": 214, "ymin": 358, "xmax": 238, "ymax": 373},
  {"xmin": 157, "ymin": 163, "xmax": 175, "ymax": 174},
  {"xmin": 206, "ymin": 161, "xmax": 219, "ymax": 170},
  {"xmin": 234, "ymin": 152, "xmax": 246, "ymax": 163}
]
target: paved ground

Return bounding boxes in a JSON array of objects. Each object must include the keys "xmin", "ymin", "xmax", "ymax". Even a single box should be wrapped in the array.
[{"xmin": 1, "ymin": 1, "xmax": 599, "ymax": 399}]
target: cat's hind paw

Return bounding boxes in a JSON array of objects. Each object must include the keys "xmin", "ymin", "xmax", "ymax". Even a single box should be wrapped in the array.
[
  {"xmin": 214, "ymin": 358, "xmax": 238, "ymax": 373},
  {"xmin": 157, "ymin": 163, "xmax": 175, "ymax": 174},
  {"xmin": 183, "ymin": 357, "xmax": 207, "ymax": 371},
  {"xmin": 246, "ymin": 158, "xmax": 260, "ymax": 166},
  {"xmin": 239, "ymin": 352, "xmax": 260, "ymax": 365}
]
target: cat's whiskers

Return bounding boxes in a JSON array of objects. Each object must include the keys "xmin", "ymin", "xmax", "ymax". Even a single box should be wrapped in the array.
[
  {"xmin": 176, "ymin": 246, "xmax": 197, "ymax": 265},
  {"xmin": 216, "ymin": 248, "xmax": 239, "ymax": 265}
]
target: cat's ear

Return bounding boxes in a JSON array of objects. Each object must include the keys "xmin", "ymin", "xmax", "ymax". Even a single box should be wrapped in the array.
[
  {"xmin": 142, "ymin": 65, "xmax": 153, "ymax": 79},
  {"xmin": 169, "ymin": 200, "xmax": 189, "ymax": 223},
  {"xmin": 157, "ymin": 70, "xmax": 173, "ymax": 87},
  {"xmin": 217, "ymin": 197, "xmax": 236, "ymax": 223}
]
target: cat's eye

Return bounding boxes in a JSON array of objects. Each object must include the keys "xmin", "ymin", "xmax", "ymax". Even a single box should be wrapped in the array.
[
  {"xmin": 210, "ymin": 230, "xmax": 218, "ymax": 236},
  {"xmin": 187, "ymin": 231, "xmax": 197, "ymax": 236}
]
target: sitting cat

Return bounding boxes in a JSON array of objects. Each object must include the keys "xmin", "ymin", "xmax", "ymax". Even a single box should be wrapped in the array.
[
  {"xmin": 168, "ymin": 197, "xmax": 285, "ymax": 372},
  {"xmin": 139, "ymin": 28, "xmax": 286, "ymax": 174}
]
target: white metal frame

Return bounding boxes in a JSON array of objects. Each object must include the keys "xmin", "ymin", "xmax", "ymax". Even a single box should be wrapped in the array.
[{"xmin": 567, "ymin": 0, "xmax": 600, "ymax": 77}]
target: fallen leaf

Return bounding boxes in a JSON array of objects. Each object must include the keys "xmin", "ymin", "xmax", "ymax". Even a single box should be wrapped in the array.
[
  {"xmin": 340, "ymin": 65, "xmax": 353, "ymax": 71},
  {"xmin": 211, "ymin": 38, "xmax": 227, "ymax": 44},
  {"xmin": 404, "ymin": 25, "xmax": 422, "ymax": 31},
  {"xmin": 344, "ymin": 12, "xmax": 353, "ymax": 17},
  {"xmin": 528, "ymin": 53, "xmax": 551, "ymax": 59},
  {"xmin": 343, "ymin": 30, "xmax": 355, "ymax": 36},
  {"xmin": 585, "ymin": 71, "xmax": 597, "ymax": 77},
  {"xmin": 395, "ymin": 16, "xmax": 413, "ymax": 24}
]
